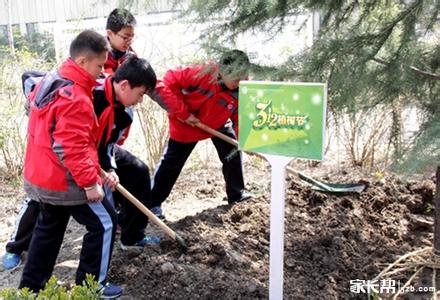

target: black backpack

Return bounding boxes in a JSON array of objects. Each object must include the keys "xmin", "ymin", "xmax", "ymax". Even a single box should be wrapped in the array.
[{"xmin": 21, "ymin": 71, "xmax": 72, "ymax": 114}]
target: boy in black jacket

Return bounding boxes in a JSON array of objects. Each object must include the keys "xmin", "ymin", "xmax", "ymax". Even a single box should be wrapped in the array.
[{"xmin": 95, "ymin": 56, "xmax": 159, "ymax": 248}]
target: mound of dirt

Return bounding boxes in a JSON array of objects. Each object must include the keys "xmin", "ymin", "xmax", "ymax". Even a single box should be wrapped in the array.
[{"xmin": 109, "ymin": 175, "xmax": 436, "ymax": 299}]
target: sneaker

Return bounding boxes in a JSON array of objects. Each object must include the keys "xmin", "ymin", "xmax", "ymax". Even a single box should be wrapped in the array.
[
  {"xmin": 100, "ymin": 283, "xmax": 123, "ymax": 299},
  {"xmin": 2, "ymin": 252, "xmax": 21, "ymax": 270},
  {"xmin": 135, "ymin": 235, "xmax": 161, "ymax": 246},
  {"xmin": 120, "ymin": 235, "xmax": 161, "ymax": 251},
  {"xmin": 150, "ymin": 206, "xmax": 166, "ymax": 221},
  {"xmin": 228, "ymin": 192, "xmax": 253, "ymax": 204}
]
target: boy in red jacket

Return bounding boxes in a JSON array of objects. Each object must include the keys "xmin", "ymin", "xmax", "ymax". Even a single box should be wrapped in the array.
[
  {"xmin": 148, "ymin": 50, "xmax": 252, "ymax": 219},
  {"xmin": 6, "ymin": 58, "xmax": 158, "ymax": 276},
  {"xmin": 18, "ymin": 30, "xmax": 122, "ymax": 298}
]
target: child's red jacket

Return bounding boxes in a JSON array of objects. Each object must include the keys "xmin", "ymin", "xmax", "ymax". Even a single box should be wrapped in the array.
[
  {"xmin": 104, "ymin": 47, "xmax": 135, "ymax": 75},
  {"xmin": 24, "ymin": 59, "xmax": 101, "ymax": 205},
  {"xmin": 149, "ymin": 64, "xmax": 239, "ymax": 143}
]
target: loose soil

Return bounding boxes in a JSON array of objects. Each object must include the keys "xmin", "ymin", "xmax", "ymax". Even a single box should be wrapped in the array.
[{"xmin": 0, "ymin": 159, "xmax": 437, "ymax": 299}]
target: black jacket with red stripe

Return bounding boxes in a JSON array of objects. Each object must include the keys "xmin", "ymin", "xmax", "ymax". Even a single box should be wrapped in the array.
[{"xmin": 93, "ymin": 76, "xmax": 134, "ymax": 172}]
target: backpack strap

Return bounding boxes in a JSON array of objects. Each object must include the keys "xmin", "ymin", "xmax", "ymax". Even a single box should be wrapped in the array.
[
  {"xmin": 22, "ymin": 71, "xmax": 46, "ymax": 98},
  {"xmin": 22, "ymin": 71, "xmax": 46, "ymax": 114}
]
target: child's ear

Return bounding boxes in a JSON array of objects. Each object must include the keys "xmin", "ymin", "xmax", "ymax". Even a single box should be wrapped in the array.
[
  {"xmin": 120, "ymin": 79, "xmax": 130, "ymax": 90},
  {"xmin": 106, "ymin": 29, "xmax": 114, "ymax": 38},
  {"xmin": 73, "ymin": 56, "xmax": 87, "ymax": 67}
]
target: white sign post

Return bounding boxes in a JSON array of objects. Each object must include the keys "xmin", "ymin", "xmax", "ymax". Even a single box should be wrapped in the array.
[{"xmin": 265, "ymin": 155, "xmax": 292, "ymax": 299}]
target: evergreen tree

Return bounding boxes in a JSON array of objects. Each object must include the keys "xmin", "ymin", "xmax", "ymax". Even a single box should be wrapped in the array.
[
  {"xmin": 185, "ymin": 0, "xmax": 440, "ymax": 173},
  {"xmin": 183, "ymin": 0, "xmax": 440, "ymax": 258}
]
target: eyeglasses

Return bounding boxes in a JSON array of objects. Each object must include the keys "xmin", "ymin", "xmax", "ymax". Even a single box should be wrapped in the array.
[{"xmin": 116, "ymin": 33, "xmax": 135, "ymax": 42}]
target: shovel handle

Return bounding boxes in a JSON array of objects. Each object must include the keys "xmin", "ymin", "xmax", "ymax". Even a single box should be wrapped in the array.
[
  {"xmin": 100, "ymin": 169, "xmax": 185, "ymax": 247},
  {"xmin": 195, "ymin": 123, "xmax": 239, "ymax": 147},
  {"xmin": 195, "ymin": 122, "xmax": 365, "ymax": 193},
  {"xmin": 195, "ymin": 123, "xmax": 303, "ymax": 179}
]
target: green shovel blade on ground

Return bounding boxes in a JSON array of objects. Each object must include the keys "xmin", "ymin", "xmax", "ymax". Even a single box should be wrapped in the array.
[
  {"xmin": 196, "ymin": 123, "xmax": 366, "ymax": 194},
  {"xmin": 296, "ymin": 169, "xmax": 366, "ymax": 193}
]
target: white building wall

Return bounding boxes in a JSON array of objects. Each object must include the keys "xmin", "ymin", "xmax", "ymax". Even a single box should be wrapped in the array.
[
  {"xmin": 0, "ymin": 0, "xmax": 180, "ymax": 25},
  {"xmin": 1, "ymin": 0, "xmax": 316, "ymax": 75}
]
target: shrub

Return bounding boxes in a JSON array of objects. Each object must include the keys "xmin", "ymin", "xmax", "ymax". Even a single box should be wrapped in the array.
[
  {"xmin": 0, "ymin": 275, "xmax": 102, "ymax": 299},
  {"xmin": 0, "ymin": 48, "xmax": 53, "ymax": 181}
]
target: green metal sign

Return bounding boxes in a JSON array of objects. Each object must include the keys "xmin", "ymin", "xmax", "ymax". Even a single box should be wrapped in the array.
[{"xmin": 239, "ymin": 81, "xmax": 327, "ymax": 160}]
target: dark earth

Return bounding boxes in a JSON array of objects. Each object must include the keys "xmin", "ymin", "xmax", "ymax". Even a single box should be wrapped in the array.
[
  {"xmin": 0, "ymin": 160, "xmax": 437, "ymax": 299},
  {"xmin": 110, "ymin": 164, "xmax": 436, "ymax": 299}
]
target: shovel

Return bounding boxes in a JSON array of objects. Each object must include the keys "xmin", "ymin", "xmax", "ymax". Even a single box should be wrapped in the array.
[
  {"xmin": 195, "ymin": 123, "xmax": 366, "ymax": 194},
  {"xmin": 101, "ymin": 169, "xmax": 188, "ymax": 252}
]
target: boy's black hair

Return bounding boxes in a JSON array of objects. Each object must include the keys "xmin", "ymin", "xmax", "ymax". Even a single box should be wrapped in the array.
[
  {"xmin": 106, "ymin": 8, "xmax": 137, "ymax": 33},
  {"xmin": 113, "ymin": 56, "xmax": 157, "ymax": 90},
  {"xmin": 219, "ymin": 49, "xmax": 250, "ymax": 80},
  {"xmin": 69, "ymin": 30, "xmax": 110, "ymax": 59}
]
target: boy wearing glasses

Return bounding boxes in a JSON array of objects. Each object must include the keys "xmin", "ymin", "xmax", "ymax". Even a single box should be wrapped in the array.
[{"xmin": 105, "ymin": 8, "xmax": 137, "ymax": 75}]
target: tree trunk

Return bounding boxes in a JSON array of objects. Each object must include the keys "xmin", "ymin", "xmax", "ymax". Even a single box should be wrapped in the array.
[
  {"xmin": 390, "ymin": 98, "xmax": 403, "ymax": 159},
  {"xmin": 6, "ymin": 0, "xmax": 15, "ymax": 56},
  {"xmin": 434, "ymin": 166, "xmax": 440, "ymax": 253}
]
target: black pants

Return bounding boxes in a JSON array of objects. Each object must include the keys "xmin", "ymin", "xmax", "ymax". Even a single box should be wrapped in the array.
[
  {"xmin": 19, "ymin": 197, "xmax": 117, "ymax": 292},
  {"xmin": 112, "ymin": 146, "xmax": 151, "ymax": 245},
  {"xmin": 5, "ymin": 197, "xmax": 39, "ymax": 255},
  {"xmin": 151, "ymin": 124, "xmax": 245, "ymax": 207},
  {"xmin": 6, "ymin": 146, "xmax": 151, "ymax": 254}
]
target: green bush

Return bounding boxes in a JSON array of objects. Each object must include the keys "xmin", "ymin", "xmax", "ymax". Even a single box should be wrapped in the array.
[
  {"xmin": 0, "ymin": 275, "xmax": 102, "ymax": 299},
  {"xmin": 0, "ymin": 48, "xmax": 54, "ymax": 181},
  {"xmin": 0, "ymin": 27, "xmax": 55, "ymax": 61}
]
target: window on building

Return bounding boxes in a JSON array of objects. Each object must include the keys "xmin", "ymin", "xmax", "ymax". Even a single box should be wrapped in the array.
[{"xmin": 26, "ymin": 23, "xmax": 38, "ymax": 35}]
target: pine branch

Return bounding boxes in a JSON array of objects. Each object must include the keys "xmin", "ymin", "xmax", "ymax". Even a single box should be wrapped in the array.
[
  {"xmin": 372, "ymin": 57, "xmax": 440, "ymax": 80},
  {"xmin": 409, "ymin": 66, "xmax": 440, "ymax": 81}
]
